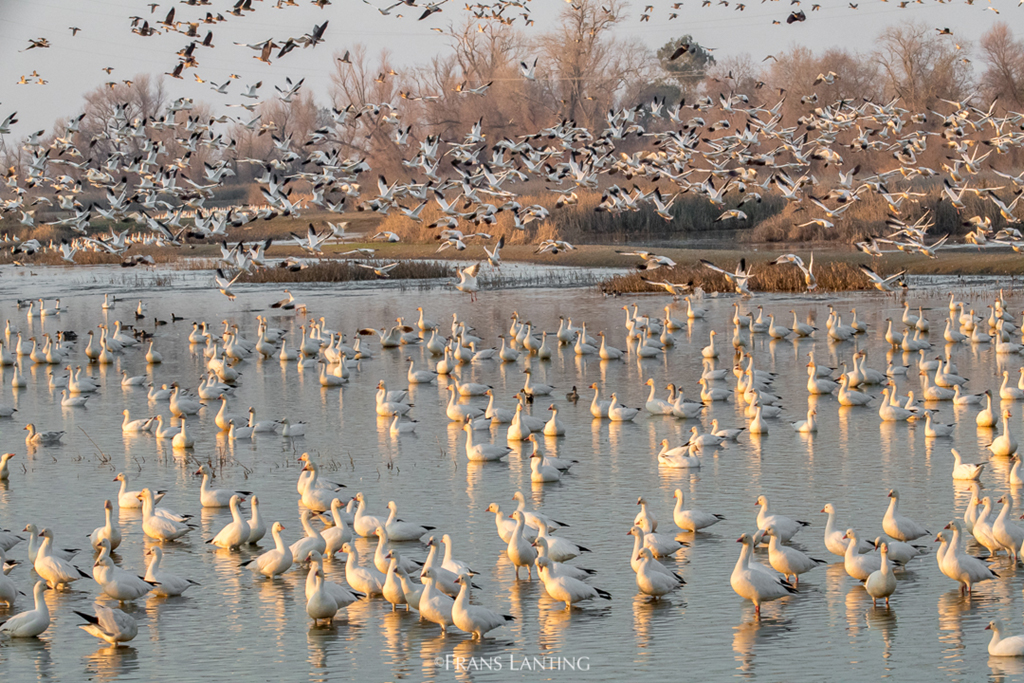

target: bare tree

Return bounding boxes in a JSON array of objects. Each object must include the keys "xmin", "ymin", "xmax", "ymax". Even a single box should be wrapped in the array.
[
  {"xmin": 873, "ymin": 21, "xmax": 973, "ymax": 110},
  {"xmin": 980, "ymin": 22, "xmax": 1024, "ymax": 109}
]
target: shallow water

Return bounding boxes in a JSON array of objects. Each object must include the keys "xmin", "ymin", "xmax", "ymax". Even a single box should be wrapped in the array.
[{"xmin": 1, "ymin": 266, "xmax": 1023, "ymax": 681}]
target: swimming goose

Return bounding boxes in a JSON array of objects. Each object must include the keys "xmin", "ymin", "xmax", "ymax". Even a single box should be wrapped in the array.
[
  {"xmin": 464, "ymin": 423, "xmax": 511, "ymax": 461},
  {"xmin": 628, "ymin": 524, "xmax": 684, "ymax": 558},
  {"xmin": 865, "ymin": 543, "xmax": 897, "ymax": 606},
  {"xmin": 24, "ymin": 423, "xmax": 64, "ymax": 445},
  {"xmin": 384, "ymin": 500, "xmax": 434, "ymax": 541},
  {"xmin": 145, "ymin": 547, "xmax": 198, "ymax": 596},
  {"xmin": 0, "ymin": 452, "xmax": 13, "ymax": 481},
  {"xmin": 765, "ymin": 525, "xmax": 825, "ymax": 587},
  {"xmin": 536, "ymin": 556, "xmax": 612, "ymax": 610},
  {"xmin": 351, "ymin": 492, "xmax": 389, "ymax": 538},
  {"xmin": 973, "ymin": 498, "xmax": 1003, "ymax": 557},
  {"xmin": 92, "ymin": 540, "xmax": 155, "ymax": 601},
  {"xmin": 588, "ymin": 383, "xmax": 612, "ymax": 418},
  {"xmin": 89, "ymin": 500, "xmax": 122, "ymax": 551},
  {"xmin": 818, "ymin": 504, "xmax": 871, "ymax": 556},
  {"xmin": 657, "ymin": 440, "xmax": 701, "ymax": 468},
  {"xmin": 530, "ymin": 449, "xmax": 562, "ymax": 483},
  {"xmin": 987, "ymin": 620, "xmax": 1024, "ymax": 656},
  {"xmin": 755, "ymin": 495, "xmax": 809, "ymax": 543},
  {"xmin": 138, "ymin": 489, "xmax": 194, "ymax": 542},
  {"xmin": 949, "ymin": 448, "xmax": 984, "ymax": 480},
  {"xmin": 672, "ymin": 489, "xmax": 723, "ymax": 531},
  {"xmin": 241, "ymin": 522, "xmax": 292, "ymax": 578},
  {"xmin": 731, "ymin": 534, "xmax": 795, "ymax": 617},
  {"xmin": 445, "ymin": 385, "xmax": 484, "ymax": 422},
  {"xmin": 23, "ymin": 524, "xmax": 78, "ymax": 563},
  {"xmin": 635, "ymin": 547, "xmax": 685, "ymax": 599},
  {"xmin": 195, "ymin": 463, "xmax": 252, "ymax": 507},
  {"xmin": 607, "ymin": 393, "xmax": 640, "ymax": 421},
  {"xmin": 791, "ymin": 408, "xmax": 818, "ymax": 433},
  {"xmin": 33, "ymin": 529, "xmax": 88, "ymax": 589},
  {"xmin": 841, "ymin": 529, "xmax": 882, "ymax": 580},
  {"xmin": 0, "ymin": 581, "xmax": 50, "ymax": 637},
  {"xmin": 990, "ymin": 409, "xmax": 1018, "ymax": 457},
  {"xmin": 883, "ymin": 489, "xmax": 929, "ymax": 541},
  {"xmin": 171, "ymin": 417, "xmax": 195, "ymax": 449},
  {"xmin": 121, "ymin": 409, "xmax": 155, "ymax": 433},
  {"xmin": 669, "ymin": 384, "xmax": 706, "ymax": 419},
  {"xmin": 321, "ymin": 498, "xmax": 352, "ymax": 555},
  {"xmin": 522, "ymin": 368, "xmax": 553, "ymax": 396},
  {"xmin": 209, "ymin": 495, "xmax": 250, "ymax": 549},
  {"xmin": 635, "ymin": 497, "xmax": 658, "ymax": 532},
  {"xmin": 512, "ymin": 490, "xmax": 568, "ymax": 530}
]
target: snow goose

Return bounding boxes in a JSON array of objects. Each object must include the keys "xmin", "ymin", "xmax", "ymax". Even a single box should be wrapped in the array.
[
  {"xmin": 989, "ymin": 409, "xmax": 1018, "ymax": 457},
  {"xmin": 288, "ymin": 511, "xmax": 326, "ymax": 566},
  {"xmin": 512, "ymin": 490, "xmax": 568, "ymax": 530},
  {"xmin": 625, "ymin": 529, "xmax": 684, "ymax": 581},
  {"xmin": 657, "ymin": 440, "xmax": 701, "ymax": 468},
  {"xmin": 23, "ymin": 524, "xmax": 78, "ymax": 563},
  {"xmin": 1000, "ymin": 371, "xmax": 1024, "ymax": 400},
  {"xmin": 0, "ymin": 581, "xmax": 49, "ymax": 637},
  {"xmin": 987, "ymin": 620, "xmax": 1024, "ymax": 656},
  {"xmin": 92, "ymin": 540, "xmax": 155, "ymax": 601},
  {"xmin": 421, "ymin": 537, "xmax": 467, "ymax": 596},
  {"xmin": 138, "ymin": 489, "xmax": 194, "ymax": 542},
  {"xmin": 121, "ymin": 409, "xmax": 155, "ymax": 433},
  {"xmin": 419, "ymin": 567, "xmax": 455, "ymax": 631},
  {"xmin": 530, "ymin": 449, "xmax": 562, "ymax": 483},
  {"xmin": 171, "ymin": 417, "xmax": 195, "ymax": 449},
  {"xmin": 672, "ymin": 489, "xmax": 723, "ymax": 531},
  {"xmin": 837, "ymin": 375, "xmax": 872, "ymax": 407},
  {"xmin": 89, "ymin": 500, "xmax": 122, "ymax": 551},
  {"xmin": 821, "ymin": 504, "xmax": 872, "ymax": 557},
  {"xmin": 0, "ymin": 452, "xmax": 12, "ymax": 482},
  {"xmin": 924, "ymin": 411, "xmax": 955, "ymax": 438},
  {"xmin": 635, "ymin": 547, "xmax": 684, "ymax": 599},
  {"xmin": 701, "ymin": 330, "xmax": 719, "ymax": 359},
  {"xmin": 883, "ymin": 489, "xmax": 929, "ymax": 541},
  {"xmin": 536, "ymin": 556, "xmax": 611, "ymax": 610},
  {"xmin": 384, "ymin": 501, "xmax": 434, "ymax": 541},
  {"xmin": 950, "ymin": 448, "xmax": 984, "ymax": 480},
  {"xmin": 320, "ymin": 498, "xmax": 352, "ymax": 555},
  {"xmin": 60, "ymin": 389, "xmax": 90, "ymax": 408},
  {"xmin": 439, "ymin": 534, "xmax": 476, "ymax": 576},
  {"xmin": 306, "ymin": 553, "xmax": 362, "ymax": 611},
  {"xmin": 298, "ymin": 461, "xmax": 345, "ymax": 513},
  {"xmin": 755, "ymin": 495, "xmax": 809, "ymax": 543},
  {"xmin": 991, "ymin": 496, "xmax": 1024, "ymax": 561},
  {"xmin": 939, "ymin": 520, "xmax": 999, "ymax": 594},
  {"xmin": 32, "ymin": 529, "xmax": 88, "ymax": 589},
  {"xmin": 976, "ymin": 391, "xmax": 997, "ymax": 427},
  {"xmin": 209, "ymin": 495, "xmax": 250, "ymax": 550},
  {"xmin": 241, "ymin": 522, "xmax": 292, "ymax": 578},
  {"xmin": 731, "ymin": 534, "xmax": 795, "ymax": 617},
  {"xmin": 543, "ymin": 404, "xmax": 565, "ymax": 436},
  {"xmin": 535, "ymin": 524, "xmax": 589, "ymax": 563},
  {"xmin": 24, "ymin": 423, "xmax": 64, "ymax": 445},
  {"xmin": 606, "ymin": 393, "xmax": 640, "ymax": 421},
  {"xmin": 531, "ymin": 537, "xmax": 597, "ymax": 581},
  {"xmin": 382, "ymin": 553, "xmax": 410, "ymax": 611},
  {"xmin": 522, "ymin": 368, "xmax": 553, "ymax": 397},
  {"xmin": 878, "ymin": 389, "xmax": 913, "ymax": 422},
  {"xmin": 453, "ymin": 573, "xmax": 514, "ymax": 638},
  {"xmin": 506, "ymin": 404, "xmax": 532, "ymax": 442},
  {"xmin": 144, "ymin": 547, "xmax": 198, "ymax": 596},
  {"xmin": 698, "ymin": 377, "xmax": 732, "ymax": 403},
  {"xmin": 628, "ymin": 524, "xmax": 684, "ymax": 559},
  {"xmin": 445, "ymin": 385, "xmax": 483, "ymax": 422},
  {"xmin": 154, "ymin": 415, "xmax": 181, "ymax": 440},
  {"xmin": 711, "ymin": 419, "xmax": 744, "ymax": 441},
  {"xmin": 347, "ymin": 492, "xmax": 389, "ymax": 538},
  {"xmin": 865, "ymin": 543, "xmax": 897, "ymax": 606},
  {"xmin": 973, "ymin": 498, "xmax": 1003, "ymax": 557},
  {"xmin": 870, "ymin": 536, "xmax": 922, "ymax": 566},
  {"xmin": 306, "ymin": 572, "xmax": 340, "ymax": 626},
  {"xmin": 635, "ymin": 497, "xmax": 658, "ymax": 532},
  {"xmin": 588, "ymin": 383, "xmax": 612, "ymax": 418},
  {"xmin": 792, "ymin": 408, "xmax": 818, "ymax": 433},
  {"xmin": 464, "ymin": 424, "xmax": 511, "ymax": 462},
  {"xmin": 0, "ymin": 549, "xmax": 16, "ymax": 606},
  {"xmin": 507, "ymin": 512, "xmax": 538, "ymax": 578},
  {"xmin": 764, "ymin": 525, "xmax": 825, "ymax": 587},
  {"xmin": 842, "ymin": 529, "xmax": 882, "ymax": 580},
  {"xmin": 486, "ymin": 503, "xmax": 537, "ymax": 544},
  {"xmin": 195, "ymin": 463, "xmax": 251, "ymax": 507}
]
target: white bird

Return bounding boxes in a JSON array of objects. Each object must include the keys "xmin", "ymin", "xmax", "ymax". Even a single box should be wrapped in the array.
[
  {"xmin": 536, "ymin": 556, "xmax": 612, "ymax": 610},
  {"xmin": 865, "ymin": 543, "xmax": 897, "ymax": 606},
  {"xmin": 209, "ymin": 495, "xmax": 250, "ymax": 549},
  {"xmin": 0, "ymin": 581, "xmax": 50, "ymax": 637},
  {"xmin": 75, "ymin": 604, "xmax": 138, "ymax": 645},
  {"xmin": 145, "ymin": 546, "xmax": 198, "ymax": 597},
  {"xmin": 92, "ymin": 541, "xmax": 155, "ymax": 601},
  {"xmin": 987, "ymin": 619, "xmax": 1024, "ymax": 656},
  {"xmin": 240, "ymin": 522, "xmax": 292, "ymax": 578},
  {"xmin": 731, "ymin": 534, "xmax": 796, "ymax": 617},
  {"xmin": 755, "ymin": 495, "xmax": 809, "ymax": 543},
  {"xmin": 883, "ymin": 489, "xmax": 929, "ymax": 541},
  {"xmin": 635, "ymin": 547, "xmax": 685, "ymax": 599},
  {"xmin": 452, "ymin": 573, "xmax": 514, "ymax": 638}
]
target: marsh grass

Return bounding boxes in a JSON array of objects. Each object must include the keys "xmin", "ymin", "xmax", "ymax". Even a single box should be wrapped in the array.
[{"xmin": 226, "ymin": 258, "xmax": 454, "ymax": 284}]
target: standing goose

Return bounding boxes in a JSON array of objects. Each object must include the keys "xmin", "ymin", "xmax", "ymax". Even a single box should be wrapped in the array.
[
  {"xmin": 33, "ymin": 529, "xmax": 89, "ymax": 589},
  {"xmin": 764, "ymin": 525, "xmax": 826, "ymax": 587},
  {"xmin": 321, "ymin": 498, "xmax": 352, "ymax": 555},
  {"xmin": 672, "ymin": 490, "xmax": 724, "ymax": 531},
  {"xmin": 821, "ymin": 504, "xmax": 873, "ymax": 557},
  {"xmin": 419, "ymin": 567, "xmax": 455, "ymax": 631},
  {"xmin": 384, "ymin": 500, "xmax": 434, "ymax": 541},
  {"xmin": 507, "ymin": 511, "xmax": 538, "ymax": 579},
  {"xmin": 882, "ymin": 489, "xmax": 929, "ymax": 541},
  {"xmin": 305, "ymin": 571, "xmax": 340, "ymax": 626},
  {"xmin": 938, "ymin": 520, "xmax": 999, "ymax": 594},
  {"xmin": 88, "ymin": 499, "xmax": 122, "ymax": 551},
  {"xmin": 731, "ymin": 534, "xmax": 795, "ymax": 617},
  {"xmin": 635, "ymin": 547, "xmax": 685, "ymax": 599},
  {"xmin": 341, "ymin": 542, "xmax": 385, "ymax": 596},
  {"xmin": 452, "ymin": 574, "xmax": 514, "ymax": 638},
  {"xmin": 842, "ymin": 529, "xmax": 882, "ymax": 580},
  {"xmin": 535, "ymin": 556, "xmax": 611, "ymax": 610},
  {"xmin": 865, "ymin": 543, "xmax": 897, "ymax": 606}
]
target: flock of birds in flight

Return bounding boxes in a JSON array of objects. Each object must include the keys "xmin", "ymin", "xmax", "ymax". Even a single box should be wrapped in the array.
[{"xmin": 0, "ymin": 0, "xmax": 1022, "ymax": 299}]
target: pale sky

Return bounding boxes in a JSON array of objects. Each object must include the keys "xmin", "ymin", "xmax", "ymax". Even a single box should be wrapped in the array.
[{"xmin": 0, "ymin": 0, "xmax": 1016, "ymax": 137}]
